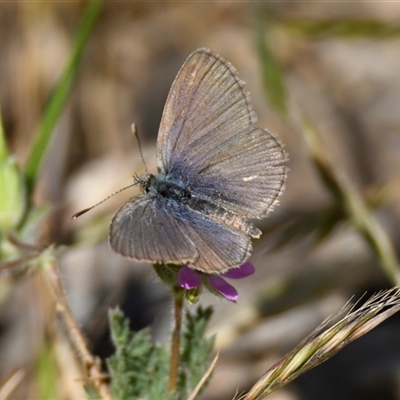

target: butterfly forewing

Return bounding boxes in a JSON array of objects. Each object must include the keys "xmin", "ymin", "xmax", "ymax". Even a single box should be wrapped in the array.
[
  {"xmin": 157, "ymin": 48, "xmax": 286, "ymax": 219},
  {"xmin": 157, "ymin": 48, "xmax": 257, "ymax": 175}
]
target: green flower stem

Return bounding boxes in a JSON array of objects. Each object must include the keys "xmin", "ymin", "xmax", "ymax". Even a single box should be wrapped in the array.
[{"xmin": 168, "ymin": 290, "xmax": 184, "ymax": 393}]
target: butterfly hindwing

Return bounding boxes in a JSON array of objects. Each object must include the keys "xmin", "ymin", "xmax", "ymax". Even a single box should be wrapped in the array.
[{"xmin": 110, "ymin": 195, "xmax": 197, "ymax": 264}]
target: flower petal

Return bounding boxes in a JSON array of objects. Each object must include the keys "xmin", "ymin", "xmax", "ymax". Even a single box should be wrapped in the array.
[
  {"xmin": 221, "ymin": 262, "xmax": 255, "ymax": 279},
  {"xmin": 208, "ymin": 275, "xmax": 238, "ymax": 301},
  {"xmin": 178, "ymin": 266, "xmax": 202, "ymax": 289}
]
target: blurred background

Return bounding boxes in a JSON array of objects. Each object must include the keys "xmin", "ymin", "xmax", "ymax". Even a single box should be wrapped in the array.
[{"xmin": 1, "ymin": 1, "xmax": 400, "ymax": 399}]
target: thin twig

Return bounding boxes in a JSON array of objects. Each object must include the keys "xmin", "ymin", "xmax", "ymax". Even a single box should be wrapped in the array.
[
  {"xmin": 0, "ymin": 370, "xmax": 25, "ymax": 400},
  {"xmin": 187, "ymin": 351, "xmax": 219, "ymax": 400},
  {"xmin": 43, "ymin": 260, "xmax": 114, "ymax": 400}
]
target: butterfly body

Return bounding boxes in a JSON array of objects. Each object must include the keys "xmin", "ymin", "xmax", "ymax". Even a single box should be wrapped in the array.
[{"xmin": 139, "ymin": 173, "xmax": 192, "ymax": 205}]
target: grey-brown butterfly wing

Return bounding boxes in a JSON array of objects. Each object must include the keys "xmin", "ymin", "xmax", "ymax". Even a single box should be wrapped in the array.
[
  {"xmin": 186, "ymin": 126, "xmax": 286, "ymax": 218},
  {"xmin": 110, "ymin": 194, "xmax": 251, "ymax": 273},
  {"xmin": 110, "ymin": 48, "xmax": 286, "ymax": 272},
  {"xmin": 157, "ymin": 48, "xmax": 256, "ymax": 174},
  {"xmin": 174, "ymin": 207, "xmax": 252, "ymax": 273},
  {"xmin": 110, "ymin": 195, "xmax": 197, "ymax": 264},
  {"xmin": 156, "ymin": 48, "xmax": 286, "ymax": 219}
]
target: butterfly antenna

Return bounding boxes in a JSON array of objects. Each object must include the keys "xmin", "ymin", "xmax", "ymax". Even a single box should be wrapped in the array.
[
  {"xmin": 72, "ymin": 183, "xmax": 136, "ymax": 219},
  {"xmin": 131, "ymin": 123, "xmax": 149, "ymax": 175}
]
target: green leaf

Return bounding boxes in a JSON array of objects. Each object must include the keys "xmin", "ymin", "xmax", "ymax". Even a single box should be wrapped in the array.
[
  {"xmin": 0, "ymin": 106, "xmax": 8, "ymax": 162},
  {"xmin": 107, "ymin": 308, "xmax": 176, "ymax": 400},
  {"xmin": 179, "ymin": 306, "xmax": 215, "ymax": 396},
  {"xmin": 36, "ymin": 341, "xmax": 59, "ymax": 400},
  {"xmin": 0, "ymin": 108, "xmax": 26, "ymax": 233},
  {"xmin": 253, "ymin": 3, "xmax": 287, "ymax": 115},
  {"xmin": 24, "ymin": 0, "xmax": 103, "ymax": 194},
  {"xmin": 0, "ymin": 157, "xmax": 26, "ymax": 232},
  {"xmin": 284, "ymin": 19, "xmax": 400, "ymax": 39}
]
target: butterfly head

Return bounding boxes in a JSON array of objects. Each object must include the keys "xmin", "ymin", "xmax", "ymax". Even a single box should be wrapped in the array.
[{"xmin": 134, "ymin": 173, "xmax": 156, "ymax": 194}]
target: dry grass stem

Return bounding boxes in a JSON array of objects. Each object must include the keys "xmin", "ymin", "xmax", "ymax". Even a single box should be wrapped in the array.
[
  {"xmin": 296, "ymin": 112, "xmax": 400, "ymax": 284},
  {"xmin": 0, "ymin": 370, "xmax": 25, "ymax": 400},
  {"xmin": 42, "ymin": 256, "xmax": 114, "ymax": 400},
  {"xmin": 187, "ymin": 351, "xmax": 219, "ymax": 400},
  {"xmin": 243, "ymin": 286, "xmax": 400, "ymax": 400}
]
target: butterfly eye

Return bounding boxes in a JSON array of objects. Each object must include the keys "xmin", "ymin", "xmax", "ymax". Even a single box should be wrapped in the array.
[
  {"xmin": 138, "ymin": 180, "xmax": 149, "ymax": 194},
  {"xmin": 138, "ymin": 174, "xmax": 155, "ymax": 194}
]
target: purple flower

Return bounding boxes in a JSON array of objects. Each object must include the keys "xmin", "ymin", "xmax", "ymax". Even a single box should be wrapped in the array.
[{"xmin": 178, "ymin": 262, "xmax": 255, "ymax": 302}]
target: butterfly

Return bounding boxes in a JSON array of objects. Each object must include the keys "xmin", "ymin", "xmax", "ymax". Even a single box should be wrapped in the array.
[{"xmin": 109, "ymin": 48, "xmax": 287, "ymax": 274}]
